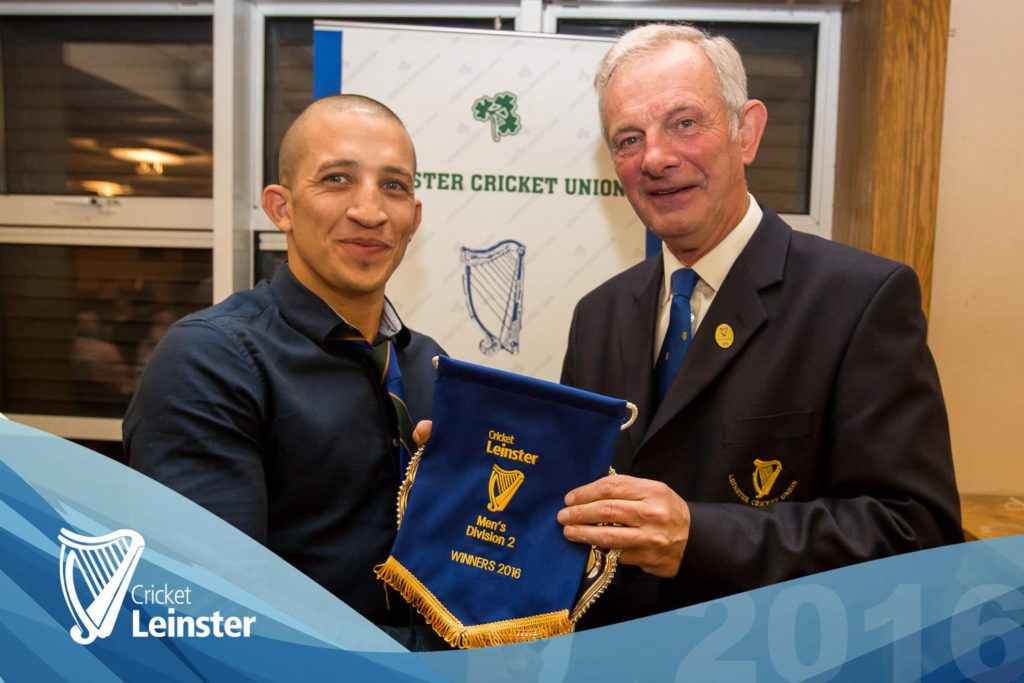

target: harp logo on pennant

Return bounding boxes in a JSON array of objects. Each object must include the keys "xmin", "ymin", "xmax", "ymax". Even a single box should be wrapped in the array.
[
  {"xmin": 58, "ymin": 528, "xmax": 145, "ymax": 645},
  {"xmin": 487, "ymin": 464, "xmax": 525, "ymax": 513},
  {"xmin": 460, "ymin": 240, "xmax": 526, "ymax": 356}
]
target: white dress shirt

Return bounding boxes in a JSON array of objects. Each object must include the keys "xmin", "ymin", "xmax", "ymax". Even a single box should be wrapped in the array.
[{"xmin": 653, "ymin": 194, "xmax": 763, "ymax": 365}]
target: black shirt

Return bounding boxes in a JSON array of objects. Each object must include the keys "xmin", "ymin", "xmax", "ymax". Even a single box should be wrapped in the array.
[{"xmin": 124, "ymin": 265, "xmax": 444, "ymax": 640}]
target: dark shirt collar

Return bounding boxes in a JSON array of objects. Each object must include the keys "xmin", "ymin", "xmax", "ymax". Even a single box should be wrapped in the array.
[{"xmin": 269, "ymin": 264, "xmax": 411, "ymax": 348}]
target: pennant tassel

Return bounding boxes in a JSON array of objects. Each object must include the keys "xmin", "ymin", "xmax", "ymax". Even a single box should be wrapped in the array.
[{"xmin": 375, "ymin": 556, "xmax": 573, "ymax": 648}]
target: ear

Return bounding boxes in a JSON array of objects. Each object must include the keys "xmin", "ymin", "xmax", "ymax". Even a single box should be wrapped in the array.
[
  {"xmin": 409, "ymin": 199, "xmax": 423, "ymax": 240},
  {"xmin": 262, "ymin": 184, "xmax": 293, "ymax": 234},
  {"xmin": 737, "ymin": 99, "xmax": 768, "ymax": 166}
]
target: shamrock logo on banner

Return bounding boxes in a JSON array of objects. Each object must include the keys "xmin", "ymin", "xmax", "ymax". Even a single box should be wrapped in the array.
[{"xmin": 472, "ymin": 91, "xmax": 522, "ymax": 142}]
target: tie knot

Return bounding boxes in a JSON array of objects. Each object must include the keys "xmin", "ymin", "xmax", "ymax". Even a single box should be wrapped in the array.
[{"xmin": 670, "ymin": 268, "xmax": 699, "ymax": 298}]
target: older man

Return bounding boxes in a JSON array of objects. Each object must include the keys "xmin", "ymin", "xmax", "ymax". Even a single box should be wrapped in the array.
[
  {"xmin": 125, "ymin": 95, "xmax": 445, "ymax": 648},
  {"xmin": 557, "ymin": 24, "xmax": 962, "ymax": 625}
]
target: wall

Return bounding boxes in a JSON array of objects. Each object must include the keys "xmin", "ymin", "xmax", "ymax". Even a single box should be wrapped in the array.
[
  {"xmin": 930, "ymin": 0, "xmax": 1024, "ymax": 493},
  {"xmin": 833, "ymin": 0, "xmax": 948, "ymax": 312}
]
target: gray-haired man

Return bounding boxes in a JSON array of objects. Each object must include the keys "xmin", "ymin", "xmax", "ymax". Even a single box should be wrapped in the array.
[{"xmin": 557, "ymin": 23, "xmax": 962, "ymax": 626}]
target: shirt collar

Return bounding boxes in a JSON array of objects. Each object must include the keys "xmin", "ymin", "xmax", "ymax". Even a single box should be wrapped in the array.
[
  {"xmin": 661, "ymin": 193, "xmax": 763, "ymax": 298},
  {"xmin": 270, "ymin": 264, "xmax": 410, "ymax": 348}
]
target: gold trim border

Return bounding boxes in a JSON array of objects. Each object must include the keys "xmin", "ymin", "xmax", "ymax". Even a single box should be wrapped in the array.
[
  {"xmin": 569, "ymin": 547, "xmax": 620, "ymax": 624},
  {"xmin": 375, "ymin": 556, "xmax": 573, "ymax": 648},
  {"xmin": 395, "ymin": 446, "xmax": 423, "ymax": 529}
]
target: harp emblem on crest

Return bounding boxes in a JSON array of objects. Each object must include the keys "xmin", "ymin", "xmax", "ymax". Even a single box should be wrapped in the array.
[
  {"xmin": 460, "ymin": 240, "xmax": 526, "ymax": 356},
  {"xmin": 487, "ymin": 464, "xmax": 525, "ymax": 513},
  {"xmin": 752, "ymin": 459, "xmax": 783, "ymax": 499},
  {"xmin": 58, "ymin": 528, "xmax": 145, "ymax": 644}
]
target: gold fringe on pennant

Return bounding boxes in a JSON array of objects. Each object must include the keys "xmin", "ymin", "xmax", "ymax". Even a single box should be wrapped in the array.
[
  {"xmin": 375, "ymin": 556, "xmax": 464, "ymax": 647},
  {"xmin": 459, "ymin": 610, "xmax": 573, "ymax": 649},
  {"xmin": 375, "ymin": 556, "xmax": 573, "ymax": 648}
]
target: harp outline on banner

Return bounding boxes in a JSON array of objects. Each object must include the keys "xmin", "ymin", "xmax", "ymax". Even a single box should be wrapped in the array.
[
  {"xmin": 460, "ymin": 239, "xmax": 526, "ymax": 356},
  {"xmin": 58, "ymin": 527, "xmax": 145, "ymax": 644}
]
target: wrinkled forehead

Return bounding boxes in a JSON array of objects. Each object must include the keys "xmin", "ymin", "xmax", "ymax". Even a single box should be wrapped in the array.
[{"xmin": 601, "ymin": 43, "xmax": 720, "ymax": 128}]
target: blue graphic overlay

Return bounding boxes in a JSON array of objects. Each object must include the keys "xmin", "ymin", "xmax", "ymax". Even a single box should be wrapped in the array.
[
  {"xmin": 3, "ymin": 416, "xmax": 1024, "ymax": 680},
  {"xmin": 420, "ymin": 538, "xmax": 1024, "ymax": 682},
  {"xmin": 460, "ymin": 240, "xmax": 526, "ymax": 356},
  {"xmin": 0, "ymin": 419, "xmax": 443, "ymax": 682}
]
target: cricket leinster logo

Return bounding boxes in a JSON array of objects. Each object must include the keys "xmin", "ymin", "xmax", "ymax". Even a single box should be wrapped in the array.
[
  {"xmin": 472, "ymin": 91, "xmax": 522, "ymax": 142},
  {"xmin": 59, "ymin": 528, "xmax": 145, "ymax": 644}
]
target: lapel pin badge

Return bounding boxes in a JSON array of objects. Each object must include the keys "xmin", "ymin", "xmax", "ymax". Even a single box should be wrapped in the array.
[{"xmin": 715, "ymin": 323, "xmax": 734, "ymax": 349}]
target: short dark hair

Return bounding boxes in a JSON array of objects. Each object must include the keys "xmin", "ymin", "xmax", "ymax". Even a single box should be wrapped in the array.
[{"xmin": 277, "ymin": 94, "xmax": 414, "ymax": 185}]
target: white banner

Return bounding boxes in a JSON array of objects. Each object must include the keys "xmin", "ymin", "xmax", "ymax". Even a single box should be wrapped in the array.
[{"xmin": 315, "ymin": 23, "xmax": 644, "ymax": 381}]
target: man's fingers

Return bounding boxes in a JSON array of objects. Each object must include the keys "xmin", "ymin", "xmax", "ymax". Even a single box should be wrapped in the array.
[
  {"xmin": 559, "ymin": 477, "xmax": 691, "ymax": 578},
  {"xmin": 562, "ymin": 521, "xmax": 687, "ymax": 578},
  {"xmin": 557, "ymin": 498, "xmax": 642, "ymax": 527},
  {"xmin": 561, "ymin": 521, "xmax": 642, "ymax": 550},
  {"xmin": 563, "ymin": 474, "xmax": 652, "ymax": 506},
  {"xmin": 412, "ymin": 420, "xmax": 432, "ymax": 447}
]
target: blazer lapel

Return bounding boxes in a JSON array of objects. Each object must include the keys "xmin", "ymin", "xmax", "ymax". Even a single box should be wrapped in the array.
[
  {"xmin": 617, "ymin": 257, "xmax": 662, "ymax": 464},
  {"xmin": 639, "ymin": 211, "xmax": 791, "ymax": 451}
]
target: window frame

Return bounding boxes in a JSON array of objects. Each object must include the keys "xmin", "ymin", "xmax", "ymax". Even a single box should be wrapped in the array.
[
  {"xmin": 0, "ymin": 2, "xmax": 215, "ymax": 231},
  {"xmin": 0, "ymin": 1, "xmax": 215, "ymax": 440}
]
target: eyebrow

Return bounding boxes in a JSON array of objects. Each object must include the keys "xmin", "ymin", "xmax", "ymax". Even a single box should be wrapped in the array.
[
  {"xmin": 608, "ymin": 123, "xmax": 641, "ymax": 141},
  {"xmin": 314, "ymin": 159, "xmax": 357, "ymax": 175},
  {"xmin": 664, "ymin": 105, "xmax": 702, "ymax": 120},
  {"xmin": 314, "ymin": 159, "xmax": 414, "ymax": 182},
  {"xmin": 609, "ymin": 105, "xmax": 703, "ymax": 140},
  {"xmin": 380, "ymin": 165, "xmax": 415, "ymax": 182}
]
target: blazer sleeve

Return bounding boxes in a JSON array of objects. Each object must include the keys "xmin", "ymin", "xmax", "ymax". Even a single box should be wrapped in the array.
[
  {"xmin": 678, "ymin": 264, "xmax": 963, "ymax": 597},
  {"xmin": 123, "ymin": 320, "xmax": 269, "ymax": 542}
]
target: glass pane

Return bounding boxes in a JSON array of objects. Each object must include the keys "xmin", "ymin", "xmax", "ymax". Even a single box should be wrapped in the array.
[
  {"xmin": 558, "ymin": 20, "xmax": 817, "ymax": 214},
  {"xmin": 264, "ymin": 17, "xmax": 514, "ymax": 186},
  {"xmin": 0, "ymin": 244, "xmax": 212, "ymax": 418},
  {"xmin": 254, "ymin": 240, "xmax": 287, "ymax": 285},
  {"xmin": 1, "ymin": 17, "xmax": 213, "ymax": 197}
]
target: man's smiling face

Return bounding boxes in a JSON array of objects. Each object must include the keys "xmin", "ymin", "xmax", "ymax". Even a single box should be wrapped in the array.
[
  {"xmin": 602, "ymin": 41, "xmax": 754, "ymax": 264},
  {"xmin": 278, "ymin": 108, "xmax": 421, "ymax": 307}
]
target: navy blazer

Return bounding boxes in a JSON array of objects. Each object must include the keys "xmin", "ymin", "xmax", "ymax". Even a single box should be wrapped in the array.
[{"xmin": 561, "ymin": 209, "xmax": 962, "ymax": 624}]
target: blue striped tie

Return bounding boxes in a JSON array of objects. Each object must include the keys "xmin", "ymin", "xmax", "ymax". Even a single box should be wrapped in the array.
[{"xmin": 654, "ymin": 268, "xmax": 699, "ymax": 404}]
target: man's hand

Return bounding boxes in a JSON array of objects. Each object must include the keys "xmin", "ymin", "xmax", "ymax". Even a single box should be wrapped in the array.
[
  {"xmin": 557, "ymin": 475, "xmax": 690, "ymax": 578},
  {"xmin": 412, "ymin": 420, "xmax": 432, "ymax": 448}
]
